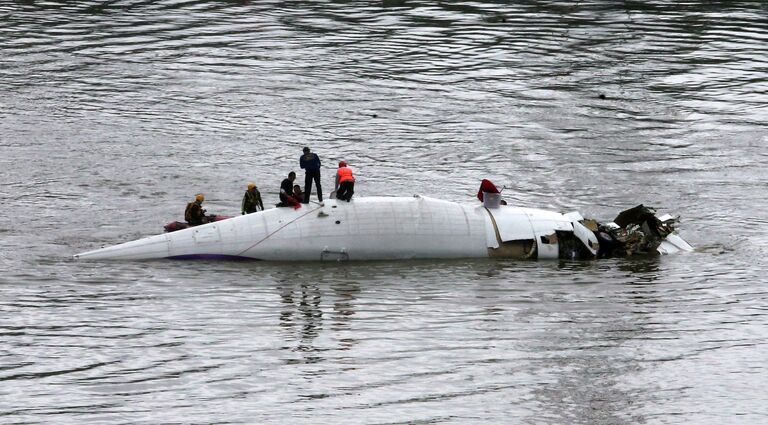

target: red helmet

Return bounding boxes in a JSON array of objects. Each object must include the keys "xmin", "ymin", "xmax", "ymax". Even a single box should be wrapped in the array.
[{"xmin": 338, "ymin": 161, "xmax": 347, "ymax": 167}]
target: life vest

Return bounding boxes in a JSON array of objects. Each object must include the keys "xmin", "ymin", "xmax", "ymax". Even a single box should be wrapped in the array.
[
  {"xmin": 184, "ymin": 202, "xmax": 195, "ymax": 222},
  {"xmin": 242, "ymin": 190, "xmax": 261, "ymax": 213},
  {"xmin": 185, "ymin": 201, "xmax": 204, "ymax": 224},
  {"xmin": 337, "ymin": 166, "xmax": 355, "ymax": 183}
]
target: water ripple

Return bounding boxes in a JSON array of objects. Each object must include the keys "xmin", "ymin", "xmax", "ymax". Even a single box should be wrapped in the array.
[{"xmin": 2, "ymin": 1, "xmax": 767, "ymax": 424}]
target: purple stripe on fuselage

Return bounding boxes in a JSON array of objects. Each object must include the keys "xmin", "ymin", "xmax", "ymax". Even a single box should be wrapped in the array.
[{"xmin": 167, "ymin": 254, "xmax": 260, "ymax": 261}]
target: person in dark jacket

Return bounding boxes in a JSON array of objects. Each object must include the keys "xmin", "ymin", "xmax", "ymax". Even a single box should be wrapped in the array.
[
  {"xmin": 299, "ymin": 146, "xmax": 322, "ymax": 203},
  {"xmin": 241, "ymin": 182, "xmax": 264, "ymax": 214},
  {"xmin": 185, "ymin": 193, "xmax": 207, "ymax": 225},
  {"xmin": 279, "ymin": 172, "xmax": 301, "ymax": 209},
  {"xmin": 292, "ymin": 184, "xmax": 304, "ymax": 204}
]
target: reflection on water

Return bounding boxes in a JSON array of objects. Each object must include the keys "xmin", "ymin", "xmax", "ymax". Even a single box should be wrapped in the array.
[
  {"xmin": 277, "ymin": 277, "xmax": 361, "ymax": 367},
  {"xmin": 279, "ymin": 280, "xmax": 324, "ymax": 364},
  {"xmin": 1, "ymin": 0, "xmax": 768, "ymax": 423},
  {"xmin": 330, "ymin": 281, "xmax": 360, "ymax": 352},
  {"xmin": 617, "ymin": 257, "xmax": 661, "ymax": 278}
]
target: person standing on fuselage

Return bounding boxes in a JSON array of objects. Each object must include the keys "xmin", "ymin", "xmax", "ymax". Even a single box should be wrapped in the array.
[
  {"xmin": 241, "ymin": 182, "xmax": 264, "ymax": 214},
  {"xmin": 299, "ymin": 147, "xmax": 322, "ymax": 204}
]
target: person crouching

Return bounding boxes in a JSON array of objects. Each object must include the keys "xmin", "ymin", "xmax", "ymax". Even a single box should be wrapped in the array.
[
  {"xmin": 335, "ymin": 161, "xmax": 355, "ymax": 202},
  {"xmin": 279, "ymin": 172, "xmax": 301, "ymax": 209}
]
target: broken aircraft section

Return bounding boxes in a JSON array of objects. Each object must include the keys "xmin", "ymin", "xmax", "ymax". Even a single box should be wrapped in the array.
[{"xmin": 485, "ymin": 202, "xmax": 692, "ymax": 261}]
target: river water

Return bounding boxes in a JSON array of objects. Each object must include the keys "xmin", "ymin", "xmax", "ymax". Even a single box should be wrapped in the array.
[{"xmin": 1, "ymin": 1, "xmax": 767, "ymax": 424}]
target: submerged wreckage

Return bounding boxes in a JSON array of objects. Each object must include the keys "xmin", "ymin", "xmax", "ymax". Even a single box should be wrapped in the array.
[{"xmin": 74, "ymin": 183, "xmax": 692, "ymax": 261}]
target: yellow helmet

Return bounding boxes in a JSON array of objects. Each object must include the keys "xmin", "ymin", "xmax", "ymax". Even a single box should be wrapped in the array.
[
  {"xmin": 247, "ymin": 182, "xmax": 256, "ymax": 189},
  {"xmin": 195, "ymin": 193, "xmax": 205, "ymax": 202}
]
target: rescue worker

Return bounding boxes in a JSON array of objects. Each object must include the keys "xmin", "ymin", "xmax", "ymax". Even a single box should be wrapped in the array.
[
  {"xmin": 185, "ymin": 193, "xmax": 207, "ymax": 226},
  {"xmin": 279, "ymin": 171, "xmax": 301, "ymax": 209},
  {"xmin": 334, "ymin": 161, "xmax": 355, "ymax": 202},
  {"xmin": 299, "ymin": 146, "xmax": 322, "ymax": 203},
  {"xmin": 241, "ymin": 182, "xmax": 264, "ymax": 215}
]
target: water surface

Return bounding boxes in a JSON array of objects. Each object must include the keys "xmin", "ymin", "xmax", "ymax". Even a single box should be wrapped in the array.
[{"xmin": 1, "ymin": 1, "xmax": 767, "ymax": 423}]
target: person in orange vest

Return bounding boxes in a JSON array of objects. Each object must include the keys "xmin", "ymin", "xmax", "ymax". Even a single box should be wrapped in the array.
[{"xmin": 334, "ymin": 161, "xmax": 355, "ymax": 202}]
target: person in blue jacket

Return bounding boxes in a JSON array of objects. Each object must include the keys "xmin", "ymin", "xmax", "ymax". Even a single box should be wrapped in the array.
[{"xmin": 299, "ymin": 146, "xmax": 323, "ymax": 203}]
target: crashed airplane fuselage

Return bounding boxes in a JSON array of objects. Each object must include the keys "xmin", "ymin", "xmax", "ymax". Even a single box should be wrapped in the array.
[{"xmin": 74, "ymin": 195, "xmax": 692, "ymax": 261}]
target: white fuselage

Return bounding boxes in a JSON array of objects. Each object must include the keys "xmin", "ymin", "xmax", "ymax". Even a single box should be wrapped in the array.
[{"xmin": 74, "ymin": 196, "xmax": 688, "ymax": 261}]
